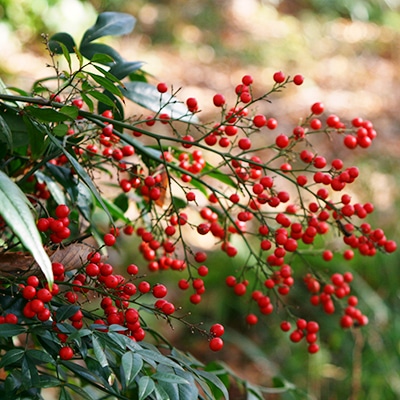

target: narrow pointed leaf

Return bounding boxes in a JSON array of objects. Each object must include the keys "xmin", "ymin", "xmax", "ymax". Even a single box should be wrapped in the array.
[
  {"xmin": 0, "ymin": 171, "xmax": 53, "ymax": 284},
  {"xmin": 121, "ymin": 351, "xmax": 143, "ymax": 388},
  {"xmin": 0, "ymin": 114, "xmax": 13, "ymax": 151},
  {"xmin": 0, "ymin": 349, "xmax": 25, "ymax": 368},
  {"xmin": 138, "ymin": 376, "xmax": 155, "ymax": 400}
]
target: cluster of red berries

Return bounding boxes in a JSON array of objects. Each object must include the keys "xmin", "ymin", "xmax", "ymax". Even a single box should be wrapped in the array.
[
  {"xmin": 36, "ymin": 204, "xmax": 71, "ymax": 243},
  {"xmin": 280, "ymin": 319, "xmax": 320, "ymax": 354},
  {"xmin": 5, "ymin": 70, "xmax": 395, "ymax": 359}
]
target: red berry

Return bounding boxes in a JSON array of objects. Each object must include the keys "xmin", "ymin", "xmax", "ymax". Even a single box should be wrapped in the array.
[
  {"xmin": 246, "ymin": 314, "xmax": 258, "ymax": 325},
  {"xmin": 311, "ymin": 102, "xmax": 324, "ymax": 115},
  {"xmin": 152, "ymin": 284, "xmax": 167, "ymax": 298},
  {"xmin": 59, "ymin": 346, "xmax": 74, "ymax": 360},
  {"xmin": 103, "ymin": 233, "xmax": 116, "ymax": 246},
  {"xmin": 210, "ymin": 323, "xmax": 225, "ymax": 337},
  {"xmin": 242, "ymin": 75, "xmax": 253, "ymax": 86},
  {"xmin": 209, "ymin": 337, "xmax": 224, "ymax": 351},
  {"xmin": 55, "ymin": 204, "xmax": 70, "ymax": 218},
  {"xmin": 293, "ymin": 74, "xmax": 304, "ymax": 85},
  {"xmin": 213, "ymin": 94, "xmax": 226, "ymax": 107},
  {"xmin": 273, "ymin": 71, "xmax": 285, "ymax": 83},
  {"xmin": 157, "ymin": 82, "xmax": 168, "ymax": 93}
]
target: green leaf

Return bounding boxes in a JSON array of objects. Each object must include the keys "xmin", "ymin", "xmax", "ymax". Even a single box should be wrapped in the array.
[
  {"xmin": 96, "ymin": 196, "xmax": 129, "ymax": 223},
  {"xmin": 0, "ymin": 114, "xmax": 13, "ymax": 151},
  {"xmin": 109, "ymin": 61, "xmax": 144, "ymax": 80},
  {"xmin": 59, "ymin": 386, "xmax": 73, "ymax": 400},
  {"xmin": 65, "ymin": 383, "xmax": 92, "ymax": 400},
  {"xmin": 60, "ymin": 105, "xmax": 79, "ymax": 120},
  {"xmin": 171, "ymin": 196, "xmax": 187, "ymax": 211},
  {"xmin": 87, "ymin": 90, "xmax": 117, "ymax": 109},
  {"xmin": 52, "ymin": 123, "xmax": 69, "ymax": 137},
  {"xmin": 92, "ymin": 335, "xmax": 108, "ymax": 368},
  {"xmin": 81, "ymin": 12, "xmax": 136, "ymax": 44},
  {"xmin": 0, "ymin": 349, "xmax": 25, "ymax": 368},
  {"xmin": 87, "ymin": 72, "xmax": 124, "ymax": 99},
  {"xmin": 152, "ymin": 372, "xmax": 189, "ymax": 385},
  {"xmin": 49, "ymin": 32, "xmax": 76, "ymax": 53},
  {"xmin": 97, "ymin": 90, "xmax": 124, "ymax": 120},
  {"xmin": 203, "ymin": 162, "xmax": 237, "ymax": 188},
  {"xmin": 56, "ymin": 305, "xmax": 81, "ymax": 322},
  {"xmin": 25, "ymin": 106, "xmax": 76, "ymax": 122},
  {"xmin": 23, "ymin": 115, "xmax": 48, "ymax": 158},
  {"xmin": 121, "ymin": 81, "xmax": 198, "ymax": 123},
  {"xmin": 80, "ymin": 43, "xmax": 122, "ymax": 64},
  {"xmin": 21, "ymin": 355, "xmax": 40, "ymax": 390},
  {"xmin": 35, "ymin": 171, "xmax": 66, "ymax": 205},
  {"xmin": 137, "ymin": 349, "xmax": 183, "ymax": 370},
  {"xmin": 47, "ymin": 134, "xmax": 113, "ymax": 223},
  {"xmin": 138, "ymin": 376, "xmax": 155, "ymax": 400},
  {"xmin": 195, "ymin": 369, "xmax": 230, "ymax": 399},
  {"xmin": 121, "ymin": 351, "xmax": 143, "ymax": 388},
  {"xmin": 26, "ymin": 349, "xmax": 55, "ymax": 364},
  {"xmin": 61, "ymin": 360, "xmax": 106, "ymax": 386},
  {"xmin": 91, "ymin": 53, "xmax": 116, "ymax": 65},
  {"xmin": 0, "ymin": 171, "xmax": 53, "ymax": 284}
]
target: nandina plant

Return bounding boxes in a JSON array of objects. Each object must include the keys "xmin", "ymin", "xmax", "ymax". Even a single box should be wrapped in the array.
[{"xmin": 0, "ymin": 11, "xmax": 396, "ymax": 400}]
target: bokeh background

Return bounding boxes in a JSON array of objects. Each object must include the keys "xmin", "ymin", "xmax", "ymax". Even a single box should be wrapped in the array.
[{"xmin": 1, "ymin": 0, "xmax": 400, "ymax": 399}]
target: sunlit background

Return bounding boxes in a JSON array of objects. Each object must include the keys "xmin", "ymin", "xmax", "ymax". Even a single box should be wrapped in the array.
[{"xmin": 1, "ymin": 0, "xmax": 400, "ymax": 398}]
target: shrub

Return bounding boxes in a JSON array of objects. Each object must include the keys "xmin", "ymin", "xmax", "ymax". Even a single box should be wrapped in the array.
[{"xmin": 0, "ymin": 11, "xmax": 396, "ymax": 399}]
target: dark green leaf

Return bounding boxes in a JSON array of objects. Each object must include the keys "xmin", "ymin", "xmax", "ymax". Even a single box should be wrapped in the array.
[
  {"xmin": 109, "ymin": 61, "xmax": 144, "ymax": 80},
  {"xmin": 52, "ymin": 123, "xmax": 69, "ymax": 137},
  {"xmin": 137, "ymin": 349, "xmax": 183, "ymax": 370},
  {"xmin": 87, "ymin": 90, "xmax": 117, "ymax": 109},
  {"xmin": 80, "ymin": 43, "xmax": 122, "ymax": 64},
  {"xmin": 61, "ymin": 360, "xmax": 106, "ymax": 386},
  {"xmin": 81, "ymin": 92, "xmax": 94, "ymax": 112},
  {"xmin": 65, "ymin": 383, "xmax": 92, "ymax": 400},
  {"xmin": 113, "ymin": 193, "xmax": 129, "ymax": 213},
  {"xmin": 81, "ymin": 12, "xmax": 136, "ymax": 44},
  {"xmin": 203, "ymin": 162, "xmax": 237, "ymax": 188},
  {"xmin": 21, "ymin": 356, "xmax": 40, "ymax": 390},
  {"xmin": 56, "ymin": 305, "xmax": 81, "ymax": 322},
  {"xmin": 49, "ymin": 32, "xmax": 76, "ymax": 53},
  {"xmin": 195, "ymin": 369, "xmax": 229, "ymax": 399},
  {"xmin": 152, "ymin": 372, "xmax": 189, "ymax": 385},
  {"xmin": 25, "ymin": 106, "xmax": 75, "ymax": 122},
  {"xmin": 91, "ymin": 53, "xmax": 116, "ymax": 65},
  {"xmin": 121, "ymin": 351, "xmax": 143, "ymax": 389},
  {"xmin": 87, "ymin": 72, "xmax": 124, "ymax": 99},
  {"xmin": 59, "ymin": 386, "xmax": 73, "ymax": 400},
  {"xmin": 0, "ymin": 171, "xmax": 53, "ymax": 284},
  {"xmin": 37, "ymin": 375, "xmax": 62, "ymax": 389},
  {"xmin": 138, "ymin": 376, "xmax": 155, "ymax": 400},
  {"xmin": 0, "ymin": 349, "xmax": 25, "ymax": 368},
  {"xmin": 121, "ymin": 81, "xmax": 198, "ymax": 123},
  {"xmin": 97, "ymin": 90, "xmax": 124, "ymax": 120},
  {"xmin": 23, "ymin": 115, "xmax": 48, "ymax": 158},
  {"xmin": 0, "ymin": 114, "xmax": 13, "ymax": 151},
  {"xmin": 26, "ymin": 349, "xmax": 55, "ymax": 364},
  {"xmin": 96, "ymin": 196, "xmax": 129, "ymax": 223},
  {"xmin": 0, "ymin": 104, "xmax": 28, "ymax": 148},
  {"xmin": 171, "ymin": 196, "xmax": 187, "ymax": 211},
  {"xmin": 92, "ymin": 335, "xmax": 108, "ymax": 368},
  {"xmin": 60, "ymin": 105, "xmax": 79, "ymax": 120},
  {"xmin": 35, "ymin": 171, "xmax": 67, "ymax": 205}
]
